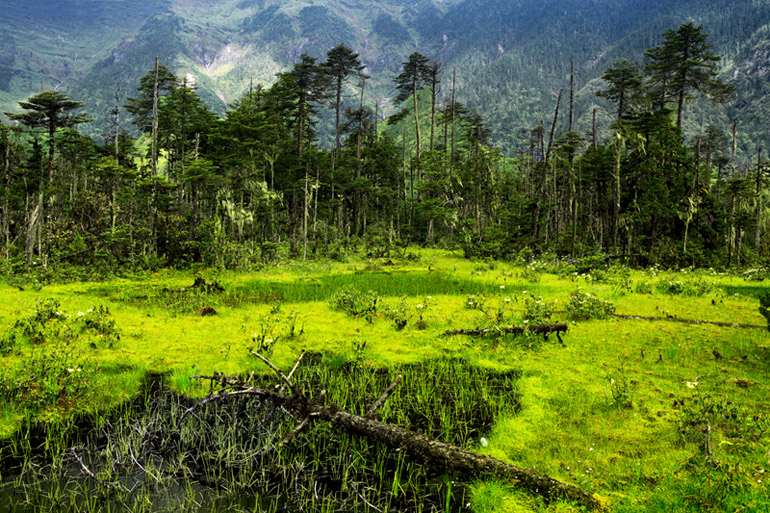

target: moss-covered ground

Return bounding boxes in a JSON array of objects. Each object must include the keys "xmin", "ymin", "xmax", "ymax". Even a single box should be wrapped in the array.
[{"xmin": 0, "ymin": 249, "xmax": 768, "ymax": 512}]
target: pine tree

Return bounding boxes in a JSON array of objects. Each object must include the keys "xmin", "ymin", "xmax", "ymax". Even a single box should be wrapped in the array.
[
  {"xmin": 394, "ymin": 52, "xmax": 430, "ymax": 159},
  {"xmin": 6, "ymin": 91, "xmax": 90, "ymax": 266},
  {"xmin": 321, "ymin": 44, "xmax": 367, "ymax": 152},
  {"xmin": 596, "ymin": 60, "xmax": 643, "ymax": 119},
  {"xmin": 125, "ymin": 62, "xmax": 178, "ymax": 133},
  {"xmin": 7, "ymin": 90, "xmax": 90, "ymax": 182},
  {"xmin": 644, "ymin": 22, "xmax": 734, "ymax": 128}
]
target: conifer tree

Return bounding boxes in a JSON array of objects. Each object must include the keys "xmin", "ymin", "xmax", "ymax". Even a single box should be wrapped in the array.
[
  {"xmin": 596, "ymin": 60, "xmax": 643, "ymax": 119},
  {"xmin": 321, "ymin": 44, "xmax": 367, "ymax": 151},
  {"xmin": 394, "ymin": 52, "xmax": 430, "ymax": 159},
  {"xmin": 7, "ymin": 91, "xmax": 90, "ymax": 265},
  {"xmin": 644, "ymin": 22, "xmax": 734, "ymax": 128}
]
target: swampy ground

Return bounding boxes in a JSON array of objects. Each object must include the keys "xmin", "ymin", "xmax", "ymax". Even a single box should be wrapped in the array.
[{"xmin": 0, "ymin": 249, "xmax": 768, "ymax": 512}]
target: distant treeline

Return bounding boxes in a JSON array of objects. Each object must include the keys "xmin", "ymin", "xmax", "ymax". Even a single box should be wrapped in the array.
[{"xmin": 0, "ymin": 23, "xmax": 767, "ymax": 272}]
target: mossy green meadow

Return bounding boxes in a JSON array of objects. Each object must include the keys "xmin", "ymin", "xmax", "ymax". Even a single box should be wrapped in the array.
[{"xmin": 0, "ymin": 249, "xmax": 768, "ymax": 512}]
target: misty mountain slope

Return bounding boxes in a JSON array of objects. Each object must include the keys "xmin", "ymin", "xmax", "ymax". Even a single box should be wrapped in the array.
[{"xmin": 2, "ymin": 0, "xmax": 770, "ymax": 153}]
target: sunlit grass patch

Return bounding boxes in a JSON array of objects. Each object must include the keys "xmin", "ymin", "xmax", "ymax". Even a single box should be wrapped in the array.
[{"xmin": 1, "ymin": 249, "xmax": 769, "ymax": 511}]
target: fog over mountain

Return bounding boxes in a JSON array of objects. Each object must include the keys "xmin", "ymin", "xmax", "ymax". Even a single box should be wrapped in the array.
[{"xmin": 2, "ymin": 0, "xmax": 770, "ymax": 152}]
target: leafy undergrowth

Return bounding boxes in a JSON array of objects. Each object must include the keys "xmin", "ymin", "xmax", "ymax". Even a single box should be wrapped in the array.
[{"xmin": 0, "ymin": 249, "xmax": 768, "ymax": 511}]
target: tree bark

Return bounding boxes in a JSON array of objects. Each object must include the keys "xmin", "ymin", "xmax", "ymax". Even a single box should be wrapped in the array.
[
  {"xmin": 152, "ymin": 57, "xmax": 159, "ymax": 177},
  {"xmin": 2, "ymin": 130, "xmax": 10, "ymax": 256},
  {"xmin": 755, "ymin": 147, "xmax": 763, "ymax": 252},
  {"xmin": 188, "ymin": 378, "xmax": 599, "ymax": 511}
]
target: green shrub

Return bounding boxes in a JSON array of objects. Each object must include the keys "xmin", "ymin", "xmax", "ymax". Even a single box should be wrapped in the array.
[
  {"xmin": 464, "ymin": 294, "xmax": 486, "ymax": 311},
  {"xmin": 329, "ymin": 286, "xmax": 379, "ymax": 320},
  {"xmin": 566, "ymin": 289, "xmax": 616, "ymax": 320},
  {"xmin": 523, "ymin": 295, "xmax": 554, "ymax": 325}
]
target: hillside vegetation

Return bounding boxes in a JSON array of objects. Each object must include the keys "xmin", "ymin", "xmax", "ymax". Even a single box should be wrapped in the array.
[{"xmin": 2, "ymin": 0, "xmax": 770, "ymax": 154}]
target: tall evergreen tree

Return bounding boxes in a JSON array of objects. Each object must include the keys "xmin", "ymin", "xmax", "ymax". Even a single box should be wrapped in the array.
[
  {"xmin": 321, "ymin": 44, "xmax": 367, "ymax": 151},
  {"xmin": 596, "ymin": 60, "xmax": 643, "ymax": 119},
  {"xmin": 7, "ymin": 91, "xmax": 90, "ymax": 182},
  {"xmin": 6, "ymin": 91, "xmax": 90, "ymax": 266},
  {"xmin": 644, "ymin": 22, "xmax": 734, "ymax": 128},
  {"xmin": 394, "ymin": 52, "xmax": 430, "ymax": 159},
  {"xmin": 126, "ymin": 63, "xmax": 178, "ymax": 133}
]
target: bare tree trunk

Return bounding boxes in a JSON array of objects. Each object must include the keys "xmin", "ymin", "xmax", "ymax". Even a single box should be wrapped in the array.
[
  {"xmin": 152, "ymin": 57, "xmax": 159, "ymax": 177},
  {"xmin": 303, "ymin": 165, "xmax": 309, "ymax": 260},
  {"xmin": 2, "ymin": 130, "xmax": 10, "ymax": 256},
  {"xmin": 567, "ymin": 55, "xmax": 575, "ymax": 132},
  {"xmin": 25, "ymin": 204, "xmax": 40, "ymax": 266},
  {"xmin": 186, "ymin": 359, "xmax": 601, "ymax": 511},
  {"xmin": 114, "ymin": 88, "xmax": 121, "ymax": 164},
  {"xmin": 450, "ymin": 68, "xmax": 457, "ymax": 165},
  {"xmin": 755, "ymin": 147, "xmax": 763, "ymax": 252},
  {"xmin": 355, "ymin": 79, "xmax": 365, "ymax": 236},
  {"xmin": 403, "ymin": 124, "xmax": 410, "ymax": 227},
  {"xmin": 613, "ymin": 140, "xmax": 622, "ymax": 250},
  {"xmin": 534, "ymin": 92, "xmax": 562, "ymax": 242},
  {"xmin": 413, "ymin": 76, "xmax": 421, "ymax": 184},
  {"xmin": 570, "ymin": 158, "xmax": 578, "ymax": 258},
  {"xmin": 545, "ymin": 90, "xmax": 562, "ymax": 163}
]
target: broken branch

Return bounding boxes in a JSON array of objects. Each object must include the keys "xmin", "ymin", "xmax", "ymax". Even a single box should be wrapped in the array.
[
  {"xmin": 250, "ymin": 351, "xmax": 298, "ymax": 394},
  {"xmin": 366, "ymin": 374, "xmax": 402, "ymax": 417},
  {"xmin": 611, "ymin": 314, "xmax": 765, "ymax": 329}
]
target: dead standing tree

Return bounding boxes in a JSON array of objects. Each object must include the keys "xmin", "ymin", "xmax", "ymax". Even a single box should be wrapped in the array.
[{"xmin": 183, "ymin": 351, "xmax": 602, "ymax": 510}]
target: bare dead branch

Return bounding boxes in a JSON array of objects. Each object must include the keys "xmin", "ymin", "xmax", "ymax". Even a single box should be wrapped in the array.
[
  {"xmin": 287, "ymin": 351, "xmax": 306, "ymax": 381},
  {"xmin": 281, "ymin": 351, "xmax": 306, "ymax": 394},
  {"xmin": 72, "ymin": 448, "xmax": 99, "ymax": 481},
  {"xmin": 256, "ymin": 417, "xmax": 310, "ymax": 458},
  {"xmin": 611, "ymin": 314, "xmax": 765, "ymax": 329},
  {"xmin": 180, "ymin": 388, "xmax": 264, "ymax": 423},
  {"xmin": 366, "ymin": 375, "xmax": 402, "ymax": 417},
  {"xmin": 180, "ymin": 383, "xmax": 599, "ymax": 509},
  {"xmin": 250, "ymin": 351, "xmax": 298, "ymax": 394},
  {"xmin": 352, "ymin": 483, "xmax": 383, "ymax": 512}
]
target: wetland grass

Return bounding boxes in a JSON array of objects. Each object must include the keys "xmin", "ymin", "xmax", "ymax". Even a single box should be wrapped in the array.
[
  {"xmin": 1, "ymin": 249, "xmax": 769, "ymax": 511},
  {"xmin": 0, "ymin": 358, "xmax": 518, "ymax": 513}
]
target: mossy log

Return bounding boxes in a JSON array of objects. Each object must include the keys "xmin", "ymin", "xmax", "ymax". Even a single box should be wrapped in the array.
[
  {"xmin": 187, "ymin": 351, "xmax": 601, "ymax": 510},
  {"xmin": 442, "ymin": 323, "xmax": 568, "ymax": 343},
  {"xmin": 187, "ymin": 383, "xmax": 600, "ymax": 510},
  {"xmin": 325, "ymin": 404, "xmax": 601, "ymax": 509},
  {"xmin": 611, "ymin": 314, "xmax": 765, "ymax": 329}
]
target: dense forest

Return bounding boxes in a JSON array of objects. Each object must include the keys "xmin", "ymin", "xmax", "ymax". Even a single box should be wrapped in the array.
[{"xmin": 0, "ymin": 22, "xmax": 767, "ymax": 273}]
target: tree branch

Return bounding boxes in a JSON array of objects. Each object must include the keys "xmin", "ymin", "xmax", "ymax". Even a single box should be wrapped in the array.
[{"xmin": 366, "ymin": 374, "xmax": 402, "ymax": 418}]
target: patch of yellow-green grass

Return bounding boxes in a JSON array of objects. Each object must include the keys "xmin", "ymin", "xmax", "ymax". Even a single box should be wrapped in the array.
[{"xmin": 1, "ymin": 249, "xmax": 768, "ymax": 511}]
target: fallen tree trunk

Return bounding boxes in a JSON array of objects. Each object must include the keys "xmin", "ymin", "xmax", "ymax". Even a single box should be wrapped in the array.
[
  {"xmin": 442, "ymin": 323, "xmax": 568, "ymax": 343},
  {"xmin": 185, "ymin": 351, "xmax": 601, "ymax": 510},
  {"xmin": 327, "ymin": 404, "xmax": 600, "ymax": 509},
  {"xmin": 611, "ymin": 314, "xmax": 765, "ymax": 329}
]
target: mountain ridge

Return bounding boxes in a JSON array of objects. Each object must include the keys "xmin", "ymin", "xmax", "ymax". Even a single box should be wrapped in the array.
[{"xmin": 2, "ymin": 0, "xmax": 770, "ymax": 154}]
